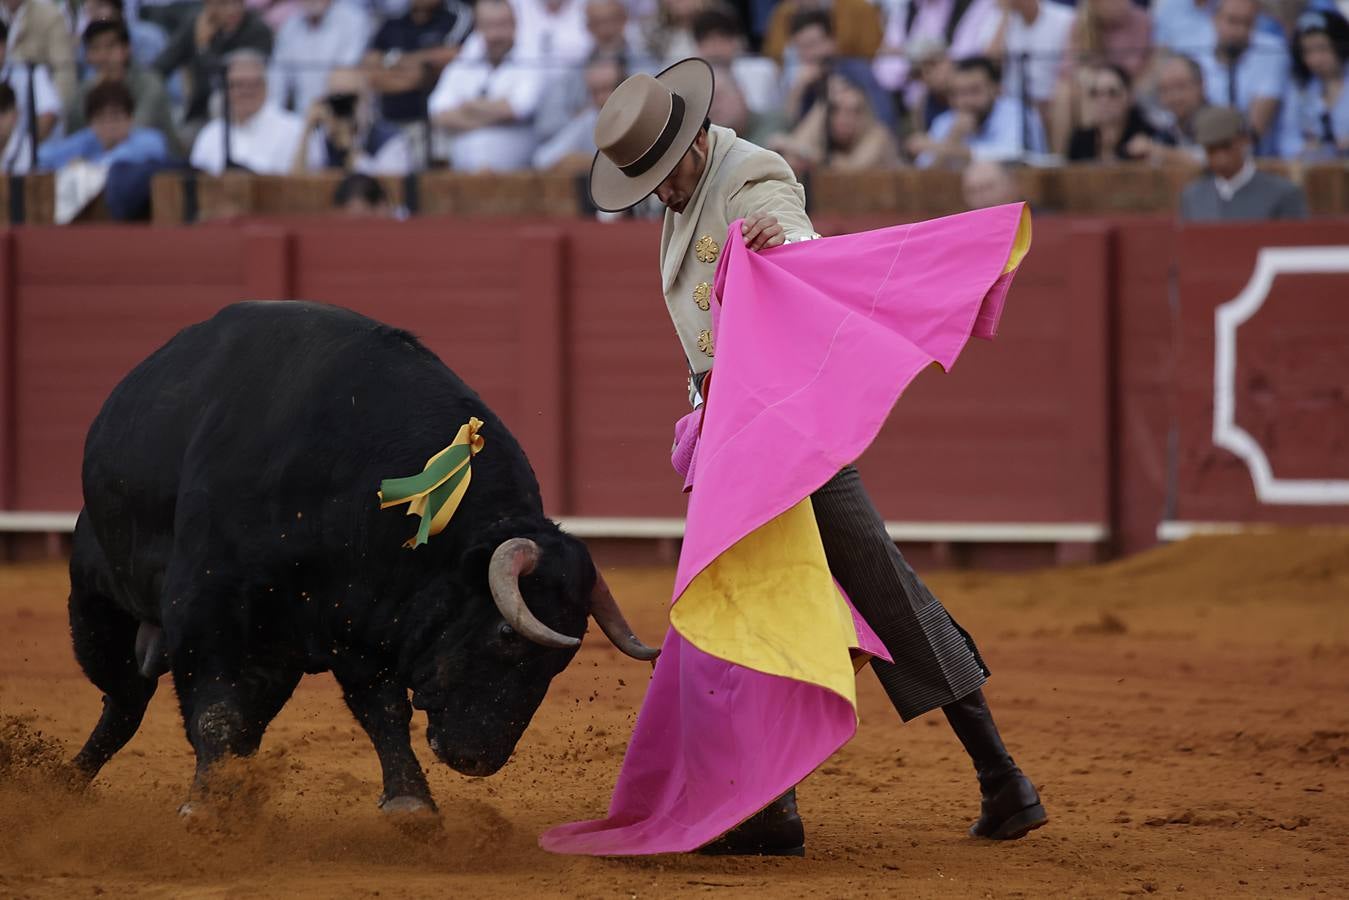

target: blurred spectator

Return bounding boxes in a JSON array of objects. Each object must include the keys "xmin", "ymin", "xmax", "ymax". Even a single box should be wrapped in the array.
[
  {"xmin": 1050, "ymin": 0, "xmax": 1152, "ymax": 151},
  {"xmin": 190, "ymin": 49, "xmax": 304, "ymax": 172},
  {"xmin": 244, "ymin": 0, "xmax": 303, "ymax": 33},
  {"xmin": 1180, "ymin": 105, "xmax": 1306, "ymax": 219},
  {"xmin": 333, "ymin": 170, "xmax": 393, "ymax": 215},
  {"xmin": 0, "ymin": 20, "xmax": 61, "ymax": 141},
  {"xmin": 533, "ymin": 0, "xmax": 654, "ymax": 152},
  {"xmin": 905, "ymin": 35, "xmax": 955, "ymax": 132},
  {"xmin": 76, "ymin": 0, "xmax": 169, "ymax": 71},
  {"xmin": 909, "ymin": 54, "xmax": 1046, "ymax": 166},
  {"xmin": 0, "ymin": 82, "xmax": 33, "ymax": 172},
  {"xmin": 269, "ymin": 0, "xmax": 372, "ymax": 114},
  {"xmin": 1193, "ymin": 0, "xmax": 1288, "ymax": 148},
  {"xmin": 427, "ymin": 0, "xmax": 543, "ymax": 171},
  {"xmin": 156, "ymin": 0, "xmax": 274, "ymax": 132},
  {"xmin": 587, "ymin": 0, "xmax": 653, "ymax": 64},
  {"xmin": 511, "ymin": 0, "xmax": 593, "ymax": 67},
  {"xmin": 761, "ymin": 0, "xmax": 883, "ymax": 66},
  {"xmin": 0, "ymin": 0, "xmax": 77, "ymax": 106},
  {"xmin": 784, "ymin": 8, "xmax": 894, "ymax": 126},
  {"xmin": 1137, "ymin": 50, "xmax": 1209, "ymax": 165},
  {"xmin": 980, "ymin": 0, "xmax": 1075, "ymax": 124},
  {"xmin": 295, "ymin": 67, "xmax": 411, "ymax": 173},
  {"xmin": 1067, "ymin": 63, "xmax": 1163, "ymax": 161},
  {"xmin": 1152, "ymin": 0, "xmax": 1215, "ymax": 54},
  {"xmin": 68, "ymin": 21, "xmax": 182, "ymax": 157},
  {"xmin": 532, "ymin": 52, "xmax": 621, "ymax": 170},
  {"xmin": 1280, "ymin": 8, "xmax": 1349, "ymax": 159},
  {"xmin": 363, "ymin": 0, "xmax": 471, "ymax": 161},
  {"xmin": 1063, "ymin": 0, "xmax": 1152, "ymax": 80},
  {"xmin": 38, "ymin": 80, "xmax": 168, "ymax": 168},
  {"xmin": 705, "ymin": 60, "xmax": 751, "ymax": 131},
  {"xmin": 769, "ymin": 70, "xmax": 900, "ymax": 171},
  {"xmin": 693, "ymin": 5, "xmax": 780, "ymax": 115},
  {"xmin": 873, "ymin": 0, "xmax": 1000, "ymax": 112},
  {"xmin": 643, "ymin": 0, "xmax": 710, "ymax": 64},
  {"xmin": 962, "ymin": 158, "xmax": 1022, "ymax": 207}
]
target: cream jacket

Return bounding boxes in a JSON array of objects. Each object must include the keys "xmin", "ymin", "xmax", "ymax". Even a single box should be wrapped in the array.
[{"xmin": 658, "ymin": 125, "xmax": 817, "ymax": 403}]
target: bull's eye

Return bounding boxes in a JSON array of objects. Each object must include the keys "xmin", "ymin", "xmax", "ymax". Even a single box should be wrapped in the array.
[{"xmin": 498, "ymin": 623, "xmax": 515, "ymax": 639}]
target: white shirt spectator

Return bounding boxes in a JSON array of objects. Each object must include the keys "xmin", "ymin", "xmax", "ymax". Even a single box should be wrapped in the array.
[
  {"xmin": 427, "ymin": 46, "xmax": 545, "ymax": 171},
  {"xmin": 730, "ymin": 56, "xmax": 781, "ymax": 116},
  {"xmin": 979, "ymin": 0, "xmax": 1075, "ymax": 105},
  {"xmin": 269, "ymin": 0, "xmax": 373, "ymax": 114},
  {"xmin": 510, "ymin": 0, "xmax": 592, "ymax": 67},
  {"xmin": 191, "ymin": 103, "xmax": 307, "ymax": 174},
  {"xmin": 0, "ymin": 59, "xmax": 60, "ymax": 118}
]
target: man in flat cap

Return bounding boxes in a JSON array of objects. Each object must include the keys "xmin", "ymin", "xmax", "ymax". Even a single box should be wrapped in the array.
[
  {"xmin": 588, "ymin": 57, "xmax": 1046, "ymax": 856},
  {"xmin": 1180, "ymin": 106, "xmax": 1308, "ymax": 221}
]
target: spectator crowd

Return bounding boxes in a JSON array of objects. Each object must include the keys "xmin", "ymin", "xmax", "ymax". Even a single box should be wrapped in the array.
[{"xmin": 0, "ymin": 0, "xmax": 1340, "ymax": 218}]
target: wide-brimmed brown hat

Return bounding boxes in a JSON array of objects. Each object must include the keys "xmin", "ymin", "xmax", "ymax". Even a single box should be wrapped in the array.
[{"xmin": 589, "ymin": 58, "xmax": 714, "ymax": 213}]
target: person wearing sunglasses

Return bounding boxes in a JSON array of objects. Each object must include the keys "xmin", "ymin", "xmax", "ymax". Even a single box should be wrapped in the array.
[
  {"xmin": 293, "ymin": 67, "xmax": 412, "ymax": 175},
  {"xmin": 1066, "ymin": 62, "xmax": 1161, "ymax": 161},
  {"xmin": 1279, "ymin": 9, "xmax": 1349, "ymax": 160}
]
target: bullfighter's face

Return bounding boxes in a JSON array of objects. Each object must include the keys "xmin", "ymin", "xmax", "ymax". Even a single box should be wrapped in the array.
[
  {"xmin": 654, "ymin": 129, "xmax": 710, "ymax": 214},
  {"xmin": 412, "ymin": 535, "xmax": 594, "ymax": 776}
]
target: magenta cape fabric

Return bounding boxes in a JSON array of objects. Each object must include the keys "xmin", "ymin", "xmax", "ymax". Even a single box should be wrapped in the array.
[{"xmin": 540, "ymin": 203, "xmax": 1029, "ymax": 856}]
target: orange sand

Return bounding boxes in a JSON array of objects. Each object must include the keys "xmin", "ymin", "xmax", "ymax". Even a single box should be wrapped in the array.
[{"xmin": 2, "ymin": 531, "xmax": 1347, "ymax": 898}]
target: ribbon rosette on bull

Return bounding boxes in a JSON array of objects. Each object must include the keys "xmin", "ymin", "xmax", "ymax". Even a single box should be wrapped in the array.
[{"xmin": 378, "ymin": 417, "xmax": 485, "ymax": 548}]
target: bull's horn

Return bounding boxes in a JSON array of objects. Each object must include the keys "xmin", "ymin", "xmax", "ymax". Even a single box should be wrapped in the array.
[
  {"xmin": 590, "ymin": 569, "xmax": 660, "ymax": 661},
  {"xmin": 488, "ymin": 538, "xmax": 581, "ymax": 650}
]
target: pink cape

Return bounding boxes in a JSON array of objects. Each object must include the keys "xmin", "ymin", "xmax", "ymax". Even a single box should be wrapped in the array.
[{"xmin": 540, "ymin": 203, "xmax": 1031, "ymax": 856}]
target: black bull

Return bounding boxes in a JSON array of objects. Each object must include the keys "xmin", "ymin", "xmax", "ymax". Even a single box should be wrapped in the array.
[{"xmin": 67, "ymin": 301, "xmax": 657, "ymax": 813}]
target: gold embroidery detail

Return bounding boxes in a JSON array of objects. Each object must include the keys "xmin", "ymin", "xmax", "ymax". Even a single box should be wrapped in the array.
[
  {"xmin": 692, "ymin": 281, "xmax": 711, "ymax": 311},
  {"xmin": 697, "ymin": 330, "xmax": 715, "ymax": 356},
  {"xmin": 695, "ymin": 235, "xmax": 719, "ymax": 264}
]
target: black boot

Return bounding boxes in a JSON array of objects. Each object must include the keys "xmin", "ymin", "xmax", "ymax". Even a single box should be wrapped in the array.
[
  {"xmin": 943, "ymin": 689, "xmax": 1047, "ymax": 840},
  {"xmin": 697, "ymin": 789, "xmax": 806, "ymax": 857}
]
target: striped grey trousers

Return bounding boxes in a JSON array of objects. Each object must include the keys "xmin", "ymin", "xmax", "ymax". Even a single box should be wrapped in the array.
[{"xmin": 812, "ymin": 466, "xmax": 989, "ymax": 721}]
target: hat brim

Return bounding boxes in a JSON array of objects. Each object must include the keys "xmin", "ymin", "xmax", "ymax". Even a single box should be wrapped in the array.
[{"xmin": 588, "ymin": 58, "xmax": 715, "ymax": 214}]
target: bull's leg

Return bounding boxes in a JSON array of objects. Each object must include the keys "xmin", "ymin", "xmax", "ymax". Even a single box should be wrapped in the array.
[
  {"xmin": 237, "ymin": 666, "xmax": 304, "ymax": 755},
  {"xmin": 336, "ymin": 675, "xmax": 436, "ymax": 814},
  {"xmin": 160, "ymin": 564, "xmax": 252, "ymax": 796},
  {"xmin": 68, "ymin": 576, "xmax": 159, "ymax": 783}
]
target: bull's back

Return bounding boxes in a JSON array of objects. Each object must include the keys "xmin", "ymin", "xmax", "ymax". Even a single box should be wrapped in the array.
[{"xmin": 80, "ymin": 301, "xmax": 495, "ymax": 614}]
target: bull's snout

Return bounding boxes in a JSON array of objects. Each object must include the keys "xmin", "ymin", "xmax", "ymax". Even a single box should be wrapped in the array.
[{"xmin": 427, "ymin": 732, "xmax": 509, "ymax": 777}]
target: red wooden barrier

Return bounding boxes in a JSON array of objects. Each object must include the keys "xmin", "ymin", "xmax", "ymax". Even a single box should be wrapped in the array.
[
  {"xmin": 1165, "ymin": 222, "xmax": 1349, "ymax": 538},
  {"xmin": 3, "ymin": 215, "xmax": 1347, "ymax": 560}
]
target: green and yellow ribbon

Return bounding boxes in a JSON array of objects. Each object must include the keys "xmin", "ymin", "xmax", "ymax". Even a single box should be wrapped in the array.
[{"xmin": 378, "ymin": 417, "xmax": 485, "ymax": 548}]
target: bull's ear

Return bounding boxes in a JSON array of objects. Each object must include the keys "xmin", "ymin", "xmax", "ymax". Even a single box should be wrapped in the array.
[{"xmin": 455, "ymin": 542, "xmax": 495, "ymax": 584}]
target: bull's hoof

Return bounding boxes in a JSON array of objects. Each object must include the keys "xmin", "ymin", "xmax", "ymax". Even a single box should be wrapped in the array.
[
  {"xmin": 177, "ymin": 800, "xmax": 200, "ymax": 818},
  {"xmin": 381, "ymin": 795, "xmax": 441, "ymax": 841},
  {"xmin": 379, "ymin": 795, "xmax": 437, "ymax": 816}
]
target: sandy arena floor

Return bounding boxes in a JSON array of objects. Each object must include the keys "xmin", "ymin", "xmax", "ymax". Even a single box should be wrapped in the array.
[{"xmin": 2, "ymin": 531, "xmax": 1347, "ymax": 899}]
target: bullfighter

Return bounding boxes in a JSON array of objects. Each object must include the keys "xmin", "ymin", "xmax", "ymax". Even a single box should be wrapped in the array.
[{"xmin": 553, "ymin": 58, "xmax": 1047, "ymax": 856}]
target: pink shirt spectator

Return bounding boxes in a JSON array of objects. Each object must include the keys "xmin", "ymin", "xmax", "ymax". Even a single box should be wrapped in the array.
[{"xmin": 875, "ymin": 0, "xmax": 1000, "ymax": 100}]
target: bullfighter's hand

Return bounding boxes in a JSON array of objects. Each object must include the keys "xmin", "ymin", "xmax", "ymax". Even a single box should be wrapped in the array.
[{"xmin": 741, "ymin": 212, "xmax": 785, "ymax": 252}]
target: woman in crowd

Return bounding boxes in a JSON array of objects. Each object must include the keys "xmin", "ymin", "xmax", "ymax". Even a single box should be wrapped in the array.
[
  {"xmin": 1051, "ymin": 0, "xmax": 1153, "ymax": 154},
  {"xmin": 1066, "ymin": 62, "xmax": 1164, "ymax": 162},
  {"xmin": 767, "ymin": 69, "xmax": 899, "ymax": 172},
  {"xmin": 1280, "ymin": 8, "xmax": 1349, "ymax": 159}
]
